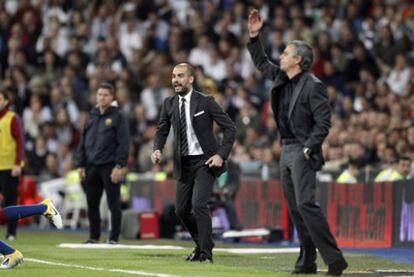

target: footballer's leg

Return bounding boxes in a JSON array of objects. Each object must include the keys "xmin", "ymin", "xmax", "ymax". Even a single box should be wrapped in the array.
[
  {"xmin": 0, "ymin": 241, "xmax": 23, "ymax": 269},
  {"xmin": 0, "ymin": 200, "xmax": 63, "ymax": 229}
]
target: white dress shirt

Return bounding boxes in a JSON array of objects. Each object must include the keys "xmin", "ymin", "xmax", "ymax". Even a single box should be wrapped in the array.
[{"xmin": 179, "ymin": 90, "xmax": 204, "ymax": 156}]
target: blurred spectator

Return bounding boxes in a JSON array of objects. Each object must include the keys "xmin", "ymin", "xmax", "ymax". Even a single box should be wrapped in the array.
[
  {"xmin": 373, "ymin": 25, "xmax": 401, "ymax": 74},
  {"xmin": 115, "ymin": 82, "xmax": 132, "ymax": 116},
  {"xmin": 375, "ymin": 155, "xmax": 412, "ymax": 182},
  {"xmin": 235, "ymin": 101, "xmax": 262, "ymax": 143},
  {"xmin": 322, "ymin": 60, "xmax": 348, "ymax": 95},
  {"xmin": 36, "ymin": 15, "xmax": 69, "ymax": 57},
  {"xmin": 91, "ymin": 4, "xmax": 112, "ymax": 39},
  {"xmin": 118, "ymin": 11, "xmax": 143, "ymax": 63},
  {"xmin": 26, "ymin": 135, "xmax": 48, "ymax": 176},
  {"xmin": 136, "ymin": 124, "xmax": 158, "ymax": 173},
  {"xmin": 312, "ymin": 9, "xmax": 342, "ymax": 41},
  {"xmin": 336, "ymin": 158, "xmax": 363, "ymax": 184},
  {"xmin": 55, "ymin": 107, "xmax": 78, "ymax": 147},
  {"xmin": 189, "ymin": 34, "xmax": 212, "ymax": 70},
  {"xmin": 86, "ymin": 47, "xmax": 123, "ymax": 82},
  {"xmin": 346, "ymin": 42, "xmax": 379, "ymax": 82},
  {"xmin": 0, "ymin": 0, "xmax": 412, "ymax": 187},
  {"xmin": 49, "ymin": 85, "xmax": 79, "ymax": 124},
  {"xmin": 387, "ymin": 54, "xmax": 410, "ymax": 96},
  {"xmin": 140, "ymin": 73, "xmax": 169, "ymax": 121},
  {"xmin": 37, "ymin": 50, "xmax": 61, "ymax": 87},
  {"xmin": 212, "ymin": 159, "xmax": 242, "ymax": 231},
  {"xmin": 38, "ymin": 152, "xmax": 60, "ymax": 183},
  {"xmin": 204, "ymin": 47, "xmax": 227, "ymax": 82},
  {"xmin": 22, "ymin": 94, "xmax": 52, "ymax": 139}
]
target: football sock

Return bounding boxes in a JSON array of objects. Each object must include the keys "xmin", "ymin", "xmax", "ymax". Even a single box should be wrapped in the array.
[
  {"xmin": 0, "ymin": 241, "xmax": 15, "ymax": 255},
  {"xmin": 3, "ymin": 204, "xmax": 47, "ymax": 222}
]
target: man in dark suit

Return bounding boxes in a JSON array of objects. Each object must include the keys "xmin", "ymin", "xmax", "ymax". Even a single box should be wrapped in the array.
[
  {"xmin": 246, "ymin": 9, "xmax": 348, "ymax": 276},
  {"xmin": 151, "ymin": 63, "xmax": 236, "ymax": 263}
]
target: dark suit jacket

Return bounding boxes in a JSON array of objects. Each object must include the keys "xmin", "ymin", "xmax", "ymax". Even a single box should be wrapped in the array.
[
  {"xmin": 247, "ymin": 38, "xmax": 331, "ymax": 171},
  {"xmin": 154, "ymin": 90, "xmax": 236, "ymax": 179}
]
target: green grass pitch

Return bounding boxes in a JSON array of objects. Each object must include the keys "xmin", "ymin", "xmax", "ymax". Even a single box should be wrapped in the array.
[{"xmin": 0, "ymin": 228, "xmax": 413, "ymax": 276}]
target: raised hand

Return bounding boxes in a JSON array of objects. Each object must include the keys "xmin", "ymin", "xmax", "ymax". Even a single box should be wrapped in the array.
[
  {"xmin": 247, "ymin": 9, "xmax": 263, "ymax": 38},
  {"xmin": 151, "ymin": 150, "xmax": 162, "ymax": 164}
]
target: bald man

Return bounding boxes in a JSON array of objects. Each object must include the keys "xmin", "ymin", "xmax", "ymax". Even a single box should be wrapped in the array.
[{"xmin": 152, "ymin": 63, "xmax": 236, "ymax": 262}]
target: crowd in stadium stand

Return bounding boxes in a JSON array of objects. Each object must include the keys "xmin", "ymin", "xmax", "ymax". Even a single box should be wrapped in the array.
[{"xmin": 0, "ymin": 0, "xmax": 413, "ymax": 189}]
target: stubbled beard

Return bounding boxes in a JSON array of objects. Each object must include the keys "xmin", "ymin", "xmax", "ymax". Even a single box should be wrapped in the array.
[{"xmin": 176, "ymin": 86, "xmax": 189, "ymax": 96}]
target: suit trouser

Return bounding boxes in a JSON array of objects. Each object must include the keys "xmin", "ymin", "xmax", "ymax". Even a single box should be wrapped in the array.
[
  {"xmin": 175, "ymin": 155, "xmax": 215, "ymax": 258},
  {"xmin": 0, "ymin": 170, "xmax": 18, "ymax": 237},
  {"xmin": 84, "ymin": 164, "xmax": 122, "ymax": 241},
  {"xmin": 280, "ymin": 143, "xmax": 342, "ymax": 270}
]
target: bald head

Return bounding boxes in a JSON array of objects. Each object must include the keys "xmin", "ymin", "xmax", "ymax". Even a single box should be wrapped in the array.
[
  {"xmin": 174, "ymin": 63, "xmax": 194, "ymax": 77},
  {"xmin": 172, "ymin": 63, "xmax": 195, "ymax": 96}
]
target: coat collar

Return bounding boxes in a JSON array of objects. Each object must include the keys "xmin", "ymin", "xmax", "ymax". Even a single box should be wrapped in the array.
[
  {"xmin": 189, "ymin": 90, "xmax": 200, "ymax": 122},
  {"xmin": 288, "ymin": 72, "xmax": 308, "ymax": 119},
  {"xmin": 178, "ymin": 89, "xmax": 193, "ymax": 103},
  {"xmin": 173, "ymin": 89, "xmax": 201, "ymax": 123}
]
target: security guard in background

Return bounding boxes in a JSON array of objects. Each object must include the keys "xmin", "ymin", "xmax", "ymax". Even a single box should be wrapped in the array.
[
  {"xmin": 76, "ymin": 82, "xmax": 129, "ymax": 244},
  {"xmin": 375, "ymin": 155, "xmax": 411, "ymax": 182},
  {"xmin": 336, "ymin": 158, "xmax": 362, "ymax": 184}
]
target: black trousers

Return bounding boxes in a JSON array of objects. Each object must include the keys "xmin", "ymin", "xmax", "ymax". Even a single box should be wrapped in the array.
[
  {"xmin": 175, "ymin": 155, "xmax": 215, "ymax": 258},
  {"xmin": 83, "ymin": 164, "xmax": 122, "ymax": 241},
  {"xmin": 280, "ymin": 143, "xmax": 343, "ymax": 270},
  {"xmin": 0, "ymin": 170, "xmax": 18, "ymax": 236}
]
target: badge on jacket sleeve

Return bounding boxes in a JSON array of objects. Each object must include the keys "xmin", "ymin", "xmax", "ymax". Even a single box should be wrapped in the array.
[{"xmin": 105, "ymin": 118, "xmax": 113, "ymax": 126}]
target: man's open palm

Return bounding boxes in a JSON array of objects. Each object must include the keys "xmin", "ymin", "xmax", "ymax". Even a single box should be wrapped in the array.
[{"xmin": 247, "ymin": 9, "xmax": 263, "ymax": 37}]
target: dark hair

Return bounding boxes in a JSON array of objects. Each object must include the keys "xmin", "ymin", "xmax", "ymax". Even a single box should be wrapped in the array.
[
  {"xmin": 97, "ymin": 82, "xmax": 115, "ymax": 95},
  {"xmin": 348, "ymin": 157, "xmax": 365, "ymax": 169},
  {"xmin": 288, "ymin": 40, "xmax": 314, "ymax": 71},
  {"xmin": 0, "ymin": 88, "xmax": 9, "ymax": 101},
  {"xmin": 398, "ymin": 155, "xmax": 411, "ymax": 162},
  {"xmin": 174, "ymin": 63, "xmax": 194, "ymax": 77}
]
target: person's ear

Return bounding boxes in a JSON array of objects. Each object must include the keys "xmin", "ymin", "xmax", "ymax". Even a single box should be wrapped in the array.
[{"xmin": 295, "ymin": 55, "xmax": 302, "ymax": 66}]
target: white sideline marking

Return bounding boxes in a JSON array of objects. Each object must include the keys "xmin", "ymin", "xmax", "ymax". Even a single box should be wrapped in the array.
[
  {"xmin": 377, "ymin": 269, "xmax": 414, "ymax": 273},
  {"xmin": 59, "ymin": 243, "xmax": 185, "ymax": 250},
  {"xmin": 26, "ymin": 258, "xmax": 183, "ymax": 277},
  {"xmin": 26, "ymin": 258, "xmax": 414, "ymax": 276},
  {"xmin": 58, "ymin": 243, "xmax": 300, "ymax": 254},
  {"xmin": 215, "ymin": 248, "xmax": 299, "ymax": 254},
  {"xmin": 222, "ymin": 228, "xmax": 270, "ymax": 238}
]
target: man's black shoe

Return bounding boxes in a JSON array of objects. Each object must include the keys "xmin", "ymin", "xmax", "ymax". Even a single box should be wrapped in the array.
[
  {"xmin": 199, "ymin": 253, "xmax": 213, "ymax": 263},
  {"xmin": 327, "ymin": 257, "xmax": 348, "ymax": 276},
  {"xmin": 84, "ymin": 239, "xmax": 99, "ymax": 244},
  {"xmin": 291, "ymin": 268, "xmax": 317, "ymax": 274},
  {"xmin": 185, "ymin": 248, "xmax": 200, "ymax": 261}
]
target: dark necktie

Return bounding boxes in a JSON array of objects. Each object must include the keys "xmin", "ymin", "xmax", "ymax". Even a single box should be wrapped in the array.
[{"xmin": 180, "ymin": 98, "xmax": 189, "ymax": 156}]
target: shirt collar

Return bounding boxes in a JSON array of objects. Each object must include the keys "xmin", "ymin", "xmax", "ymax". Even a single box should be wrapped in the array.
[
  {"xmin": 178, "ymin": 88, "xmax": 193, "ymax": 103},
  {"xmin": 290, "ymin": 71, "xmax": 305, "ymax": 84}
]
